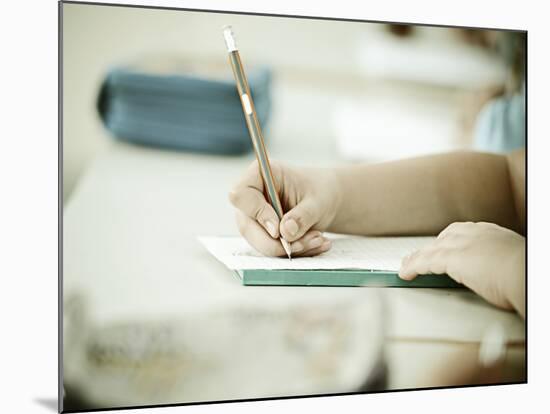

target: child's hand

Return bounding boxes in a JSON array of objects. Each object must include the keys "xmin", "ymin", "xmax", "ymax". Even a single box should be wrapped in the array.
[
  {"xmin": 399, "ymin": 222, "xmax": 525, "ymax": 318},
  {"xmin": 229, "ymin": 161, "xmax": 342, "ymax": 257}
]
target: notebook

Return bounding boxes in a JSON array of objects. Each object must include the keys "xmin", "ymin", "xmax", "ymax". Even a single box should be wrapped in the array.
[{"xmin": 199, "ymin": 235, "xmax": 462, "ymax": 287}]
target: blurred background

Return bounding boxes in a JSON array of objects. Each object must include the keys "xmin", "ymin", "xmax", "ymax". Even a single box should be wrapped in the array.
[{"xmin": 63, "ymin": 3, "xmax": 520, "ymax": 203}]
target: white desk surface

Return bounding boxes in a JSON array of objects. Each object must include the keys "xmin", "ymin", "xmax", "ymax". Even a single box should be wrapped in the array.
[{"xmin": 63, "ymin": 141, "xmax": 525, "ymax": 405}]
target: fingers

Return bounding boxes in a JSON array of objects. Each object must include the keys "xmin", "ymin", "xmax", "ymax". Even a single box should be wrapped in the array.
[
  {"xmin": 236, "ymin": 211, "xmax": 330, "ymax": 257},
  {"xmin": 236, "ymin": 211, "xmax": 285, "ymax": 256},
  {"xmin": 399, "ymin": 246, "xmax": 449, "ymax": 280},
  {"xmin": 280, "ymin": 198, "xmax": 321, "ymax": 242},
  {"xmin": 293, "ymin": 238, "xmax": 332, "ymax": 257},
  {"xmin": 236, "ymin": 160, "xmax": 268, "ymax": 192},
  {"xmin": 231, "ymin": 160, "xmax": 326, "ymax": 254},
  {"xmin": 230, "ymin": 183, "xmax": 280, "ymax": 239},
  {"xmin": 291, "ymin": 231, "xmax": 332, "ymax": 257},
  {"xmin": 399, "ymin": 222, "xmax": 469, "ymax": 280}
]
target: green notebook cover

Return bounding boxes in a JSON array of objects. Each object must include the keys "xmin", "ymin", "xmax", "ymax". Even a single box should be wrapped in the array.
[{"xmin": 235, "ymin": 269, "xmax": 462, "ymax": 288}]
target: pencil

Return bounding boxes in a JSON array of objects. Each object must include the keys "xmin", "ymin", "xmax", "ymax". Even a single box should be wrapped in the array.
[{"xmin": 223, "ymin": 25, "xmax": 292, "ymax": 259}]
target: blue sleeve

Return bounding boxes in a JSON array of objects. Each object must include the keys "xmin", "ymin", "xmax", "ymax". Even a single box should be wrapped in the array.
[{"xmin": 473, "ymin": 87, "xmax": 525, "ymax": 153}]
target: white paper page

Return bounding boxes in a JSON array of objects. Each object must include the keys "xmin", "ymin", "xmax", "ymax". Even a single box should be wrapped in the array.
[{"xmin": 199, "ymin": 235, "xmax": 435, "ymax": 271}]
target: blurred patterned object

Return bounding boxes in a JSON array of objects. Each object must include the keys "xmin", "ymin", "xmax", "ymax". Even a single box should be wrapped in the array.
[
  {"xmin": 63, "ymin": 291, "xmax": 385, "ymax": 410},
  {"xmin": 97, "ymin": 58, "xmax": 272, "ymax": 155}
]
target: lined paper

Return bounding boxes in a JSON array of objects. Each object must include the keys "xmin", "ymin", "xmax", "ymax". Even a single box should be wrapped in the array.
[{"xmin": 199, "ymin": 235, "xmax": 435, "ymax": 271}]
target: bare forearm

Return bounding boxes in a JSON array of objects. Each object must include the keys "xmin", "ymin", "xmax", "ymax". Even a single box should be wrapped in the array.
[{"xmin": 329, "ymin": 151, "xmax": 521, "ymax": 236}]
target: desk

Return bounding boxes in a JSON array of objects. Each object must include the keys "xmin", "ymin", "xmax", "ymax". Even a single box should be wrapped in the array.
[{"xmin": 63, "ymin": 142, "xmax": 525, "ymax": 409}]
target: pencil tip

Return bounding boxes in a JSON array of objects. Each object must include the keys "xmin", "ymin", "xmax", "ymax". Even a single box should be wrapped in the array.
[{"xmin": 280, "ymin": 237, "xmax": 292, "ymax": 260}]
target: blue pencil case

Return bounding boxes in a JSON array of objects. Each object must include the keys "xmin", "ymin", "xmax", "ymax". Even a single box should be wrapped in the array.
[{"xmin": 97, "ymin": 61, "xmax": 272, "ymax": 155}]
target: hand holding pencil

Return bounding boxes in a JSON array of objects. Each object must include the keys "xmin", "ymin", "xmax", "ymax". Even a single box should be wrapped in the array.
[{"xmin": 224, "ymin": 26, "xmax": 335, "ymax": 258}]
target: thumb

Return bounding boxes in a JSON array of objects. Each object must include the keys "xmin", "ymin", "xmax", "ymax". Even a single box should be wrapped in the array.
[{"xmin": 280, "ymin": 198, "xmax": 321, "ymax": 242}]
